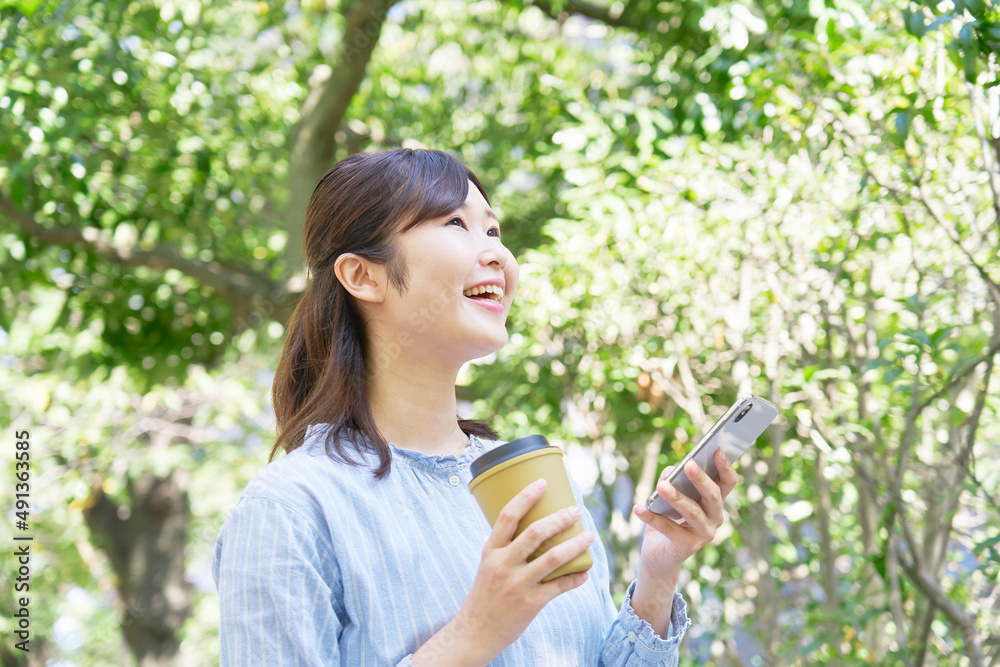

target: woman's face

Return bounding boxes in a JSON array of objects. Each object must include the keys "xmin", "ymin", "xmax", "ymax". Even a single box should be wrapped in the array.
[{"xmin": 376, "ymin": 181, "xmax": 519, "ymax": 368}]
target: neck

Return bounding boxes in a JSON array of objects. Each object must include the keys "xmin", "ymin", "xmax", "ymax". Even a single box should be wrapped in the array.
[{"xmin": 367, "ymin": 349, "xmax": 469, "ymax": 457}]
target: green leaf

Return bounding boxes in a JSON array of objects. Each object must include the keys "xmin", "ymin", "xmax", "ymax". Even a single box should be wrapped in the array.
[
  {"xmin": 904, "ymin": 293, "xmax": 924, "ymax": 311},
  {"xmin": 962, "ymin": 48, "xmax": 979, "ymax": 81},
  {"xmin": 929, "ymin": 325, "xmax": 955, "ymax": 348},
  {"xmin": 905, "ymin": 9, "xmax": 927, "ymax": 38},
  {"xmin": 900, "ymin": 328, "xmax": 931, "ymax": 348},
  {"xmin": 960, "ymin": 0, "xmax": 987, "ymax": 18},
  {"xmin": 10, "ymin": 176, "xmax": 27, "ymax": 209},
  {"xmin": 974, "ymin": 533, "xmax": 1000, "ymax": 555},
  {"xmin": 894, "ymin": 108, "xmax": 911, "ymax": 141},
  {"xmin": 948, "ymin": 408, "xmax": 968, "ymax": 426},
  {"xmin": 925, "ymin": 14, "xmax": 957, "ymax": 34},
  {"xmin": 17, "ymin": 0, "xmax": 42, "ymax": 13},
  {"xmin": 958, "ymin": 22, "xmax": 977, "ymax": 48},
  {"xmin": 871, "ymin": 550, "xmax": 887, "ymax": 581},
  {"xmin": 0, "ymin": 0, "xmax": 43, "ymax": 14},
  {"xmin": 865, "ymin": 357, "xmax": 893, "ymax": 373}
]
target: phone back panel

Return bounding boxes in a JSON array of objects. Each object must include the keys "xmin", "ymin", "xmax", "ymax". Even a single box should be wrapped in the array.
[{"xmin": 647, "ymin": 396, "xmax": 779, "ymax": 521}]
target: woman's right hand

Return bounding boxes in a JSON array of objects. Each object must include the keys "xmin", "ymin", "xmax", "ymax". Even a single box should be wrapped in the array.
[{"xmin": 457, "ymin": 479, "xmax": 595, "ymax": 662}]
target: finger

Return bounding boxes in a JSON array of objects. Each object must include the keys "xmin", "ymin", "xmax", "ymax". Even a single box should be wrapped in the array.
[
  {"xmin": 526, "ymin": 528, "xmax": 595, "ymax": 583},
  {"xmin": 485, "ymin": 479, "xmax": 547, "ymax": 549},
  {"xmin": 652, "ymin": 465, "xmax": 681, "ymax": 506},
  {"xmin": 632, "ymin": 503, "xmax": 691, "ymax": 540},
  {"xmin": 714, "ymin": 449, "xmax": 739, "ymax": 499},
  {"xmin": 513, "ymin": 504, "xmax": 582, "ymax": 563},
  {"xmin": 539, "ymin": 567, "xmax": 591, "ymax": 600},
  {"xmin": 656, "ymin": 474, "xmax": 712, "ymax": 534},
  {"xmin": 682, "ymin": 459, "xmax": 724, "ymax": 526}
]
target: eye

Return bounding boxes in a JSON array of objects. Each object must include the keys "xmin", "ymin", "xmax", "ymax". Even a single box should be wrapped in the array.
[
  {"xmin": 488, "ymin": 226, "xmax": 502, "ymax": 238},
  {"xmin": 446, "ymin": 217, "xmax": 467, "ymax": 229}
]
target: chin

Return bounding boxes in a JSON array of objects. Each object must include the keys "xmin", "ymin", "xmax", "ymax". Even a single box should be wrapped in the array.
[{"xmin": 467, "ymin": 335, "xmax": 508, "ymax": 361}]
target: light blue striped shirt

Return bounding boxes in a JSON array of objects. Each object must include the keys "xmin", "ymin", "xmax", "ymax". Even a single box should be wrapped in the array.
[{"xmin": 213, "ymin": 424, "xmax": 690, "ymax": 665}]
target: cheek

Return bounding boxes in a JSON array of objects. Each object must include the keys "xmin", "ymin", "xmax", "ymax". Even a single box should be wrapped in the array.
[{"xmin": 506, "ymin": 254, "xmax": 520, "ymax": 294}]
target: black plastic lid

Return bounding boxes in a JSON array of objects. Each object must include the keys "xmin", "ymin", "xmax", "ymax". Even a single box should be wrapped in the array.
[{"xmin": 470, "ymin": 434, "xmax": 555, "ymax": 479}]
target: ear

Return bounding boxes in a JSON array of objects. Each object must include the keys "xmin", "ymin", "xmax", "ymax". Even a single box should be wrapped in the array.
[{"xmin": 334, "ymin": 253, "xmax": 386, "ymax": 304}]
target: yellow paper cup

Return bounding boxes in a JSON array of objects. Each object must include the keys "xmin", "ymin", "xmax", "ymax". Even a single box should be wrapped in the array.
[{"xmin": 468, "ymin": 435, "xmax": 592, "ymax": 583}]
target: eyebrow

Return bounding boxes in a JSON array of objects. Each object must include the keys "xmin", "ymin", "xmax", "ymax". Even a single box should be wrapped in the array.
[{"xmin": 457, "ymin": 202, "xmax": 499, "ymax": 221}]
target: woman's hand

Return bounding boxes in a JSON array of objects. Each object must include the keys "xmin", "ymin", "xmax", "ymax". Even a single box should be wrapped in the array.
[
  {"xmin": 451, "ymin": 479, "xmax": 593, "ymax": 664},
  {"xmin": 623, "ymin": 449, "xmax": 739, "ymax": 637},
  {"xmin": 412, "ymin": 479, "xmax": 591, "ymax": 666},
  {"xmin": 633, "ymin": 448, "xmax": 739, "ymax": 582}
]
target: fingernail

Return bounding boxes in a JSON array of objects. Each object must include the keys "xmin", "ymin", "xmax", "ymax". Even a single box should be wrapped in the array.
[
  {"xmin": 584, "ymin": 532, "xmax": 595, "ymax": 544},
  {"xmin": 535, "ymin": 479, "xmax": 547, "ymax": 491},
  {"xmin": 665, "ymin": 483, "xmax": 678, "ymax": 498},
  {"xmin": 568, "ymin": 506, "xmax": 581, "ymax": 518}
]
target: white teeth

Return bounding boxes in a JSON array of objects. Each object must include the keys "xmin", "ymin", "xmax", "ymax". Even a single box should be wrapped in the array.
[{"xmin": 463, "ymin": 284, "xmax": 504, "ymax": 300}]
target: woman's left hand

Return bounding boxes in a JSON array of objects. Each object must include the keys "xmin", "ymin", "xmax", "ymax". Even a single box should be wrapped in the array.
[{"xmin": 632, "ymin": 448, "xmax": 739, "ymax": 581}]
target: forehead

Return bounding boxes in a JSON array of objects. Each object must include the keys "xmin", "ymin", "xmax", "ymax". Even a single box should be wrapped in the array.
[{"xmin": 457, "ymin": 181, "xmax": 498, "ymax": 220}]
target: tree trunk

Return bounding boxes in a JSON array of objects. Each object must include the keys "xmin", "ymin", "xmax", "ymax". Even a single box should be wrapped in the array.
[
  {"xmin": 283, "ymin": 0, "xmax": 394, "ymax": 286},
  {"xmin": 744, "ymin": 453, "xmax": 778, "ymax": 659},
  {"xmin": 84, "ymin": 469, "xmax": 193, "ymax": 667},
  {"xmin": 0, "ymin": 637, "xmax": 52, "ymax": 667},
  {"xmin": 855, "ymin": 300, "xmax": 888, "ymax": 659}
]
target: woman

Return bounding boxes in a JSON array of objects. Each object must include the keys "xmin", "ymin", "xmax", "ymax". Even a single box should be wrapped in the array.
[{"xmin": 213, "ymin": 148, "xmax": 738, "ymax": 666}]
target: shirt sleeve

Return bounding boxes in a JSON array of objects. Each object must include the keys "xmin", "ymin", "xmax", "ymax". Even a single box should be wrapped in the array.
[
  {"xmin": 563, "ymin": 467, "xmax": 692, "ymax": 666},
  {"xmin": 598, "ymin": 578, "xmax": 690, "ymax": 666},
  {"xmin": 213, "ymin": 496, "xmax": 344, "ymax": 666}
]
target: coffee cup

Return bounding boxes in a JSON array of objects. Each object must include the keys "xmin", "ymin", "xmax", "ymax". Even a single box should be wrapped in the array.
[{"xmin": 468, "ymin": 435, "xmax": 593, "ymax": 582}]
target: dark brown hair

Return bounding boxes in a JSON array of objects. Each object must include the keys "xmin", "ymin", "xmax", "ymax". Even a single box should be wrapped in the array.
[{"xmin": 269, "ymin": 148, "xmax": 499, "ymax": 478}]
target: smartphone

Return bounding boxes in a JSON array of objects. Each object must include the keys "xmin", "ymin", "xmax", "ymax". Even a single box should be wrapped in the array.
[{"xmin": 645, "ymin": 394, "xmax": 779, "ymax": 522}]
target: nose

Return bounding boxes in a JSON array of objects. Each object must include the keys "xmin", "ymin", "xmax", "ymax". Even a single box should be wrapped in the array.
[{"xmin": 478, "ymin": 238, "xmax": 508, "ymax": 269}]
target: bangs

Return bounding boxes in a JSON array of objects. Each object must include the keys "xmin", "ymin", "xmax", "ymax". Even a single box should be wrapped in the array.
[{"xmin": 387, "ymin": 150, "xmax": 488, "ymax": 234}]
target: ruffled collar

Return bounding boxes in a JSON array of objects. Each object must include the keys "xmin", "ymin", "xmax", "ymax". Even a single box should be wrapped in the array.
[
  {"xmin": 304, "ymin": 423, "xmax": 490, "ymax": 471},
  {"xmin": 387, "ymin": 434, "xmax": 487, "ymax": 470}
]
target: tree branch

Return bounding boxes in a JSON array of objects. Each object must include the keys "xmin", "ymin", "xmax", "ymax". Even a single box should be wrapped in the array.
[
  {"xmin": 283, "ymin": 0, "xmax": 394, "ymax": 286},
  {"xmin": 894, "ymin": 514, "xmax": 984, "ymax": 666},
  {"xmin": 860, "ymin": 167, "xmax": 1000, "ymax": 407},
  {"xmin": 0, "ymin": 194, "xmax": 280, "ymax": 307},
  {"xmin": 908, "ymin": 289, "xmax": 1000, "ymax": 419},
  {"xmin": 911, "ymin": 175, "xmax": 1000, "ymax": 302},
  {"xmin": 629, "ymin": 430, "xmax": 663, "ymax": 538},
  {"xmin": 526, "ymin": 0, "xmax": 633, "ymax": 27},
  {"xmin": 966, "ymin": 82, "xmax": 1000, "ymax": 230},
  {"xmin": 913, "ymin": 600, "xmax": 937, "ymax": 667},
  {"xmin": 889, "ymin": 303, "xmax": 927, "ymax": 510},
  {"xmin": 886, "ymin": 533, "xmax": 911, "ymax": 648}
]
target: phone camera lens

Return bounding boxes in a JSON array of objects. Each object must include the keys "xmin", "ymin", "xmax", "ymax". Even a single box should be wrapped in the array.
[{"xmin": 734, "ymin": 404, "xmax": 752, "ymax": 422}]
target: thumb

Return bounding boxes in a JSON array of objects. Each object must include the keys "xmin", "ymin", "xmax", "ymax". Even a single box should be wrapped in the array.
[{"xmin": 658, "ymin": 466, "xmax": 678, "ymax": 484}]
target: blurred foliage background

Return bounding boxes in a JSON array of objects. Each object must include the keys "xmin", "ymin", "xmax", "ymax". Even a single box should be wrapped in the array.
[{"xmin": 1, "ymin": 0, "xmax": 999, "ymax": 665}]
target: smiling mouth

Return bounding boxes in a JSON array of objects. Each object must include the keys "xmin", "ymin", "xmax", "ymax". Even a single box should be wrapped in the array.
[{"xmin": 462, "ymin": 285, "xmax": 504, "ymax": 302}]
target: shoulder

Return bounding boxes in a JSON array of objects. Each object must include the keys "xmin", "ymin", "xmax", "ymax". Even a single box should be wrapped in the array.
[{"xmin": 233, "ymin": 424, "xmax": 377, "ymax": 524}]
